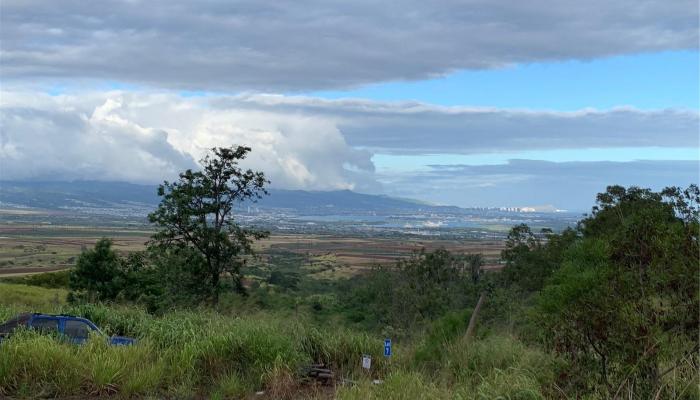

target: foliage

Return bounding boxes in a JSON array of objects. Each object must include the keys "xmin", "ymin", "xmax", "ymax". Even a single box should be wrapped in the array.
[
  {"xmin": 267, "ymin": 269, "xmax": 301, "ymax": 291},
  {"xmin": 338, "ymin": 335, "xmax": 560, "ymax": 400},
  {"xmin": 69, "ymin": 238, "xmax": 124, "ymax": 301},
  {"xmin": 500, "ymin": 224, "xmax": 578, "ymax": 293},
  {"xmin": 5, "ymin": 183, "xmax": 698, "ymax": 398},
  {"xmin": 532, "ymin": 184, "xmax": 699, "ymax": 397},
  {"xmin": 66, "ymin": 240, "xmax": 162, "ymax": 310},
  {"xmin": 340, "ymin": 249, "xmax": 483, "ymax": 334},
  {"xmin": 148, "ymin": 146, "xmax": 269, "ymax": 304},
  {"xmin": 413, "ymin": 308, "xmax": 473, "ymax": 365}
]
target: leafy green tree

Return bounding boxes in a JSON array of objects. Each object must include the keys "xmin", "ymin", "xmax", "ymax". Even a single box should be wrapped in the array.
[
  {"xmin": 536, "ymin": 185, "xmax": 699, "ymax": 396},
  {"xmin": 148, "ymin": 146, "xmax": 268, "ymax": 304},
  {"xmin": 113, "ymin": 251, "xmax": 165, "ymax": 312},
  {"xmin": 501, "ymin": 224, "xmax": 577, "ymax": 292},
  {"xmin": 343, "ymin": 248, "xmax": 480, "ymax": 333},
  {"xmin": 69, "ymin": 238, "xmax": 123, "ymax": 301}
]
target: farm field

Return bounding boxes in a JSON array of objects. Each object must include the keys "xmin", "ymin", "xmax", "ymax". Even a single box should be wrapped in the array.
[
  {"xmin": 0, "ymin": 224, "xmax": 149, "ymax": 273},
  {"xmin": 0, "ymin": 223, "xmax": 505, "ymax": 278}
]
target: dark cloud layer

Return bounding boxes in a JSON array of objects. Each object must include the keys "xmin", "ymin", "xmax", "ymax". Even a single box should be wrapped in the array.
[
  {"xmin": 221, "ymin": 95, "xmax": 699, "ymax": 154},
  {"xmin": 1, "ymin": 0, "xmax": 697, "ymax": 91}
]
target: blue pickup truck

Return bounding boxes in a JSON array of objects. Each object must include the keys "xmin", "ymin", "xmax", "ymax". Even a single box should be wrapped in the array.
[{"xmin": 0, "ymin": 313, "xmax": 136, "ymax": 346}]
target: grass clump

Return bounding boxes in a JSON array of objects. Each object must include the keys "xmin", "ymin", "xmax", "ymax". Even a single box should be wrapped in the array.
[
  {"xmin": 337, "ymin": 371, "xmax": 449, "ymax": 400},
  {"xmin": 0, "ymin": 330, "xmax": 83, "ymax": 397},
  {"xmin": 0, "ymin": 283, "xmax": 67, "ymax": 308}
]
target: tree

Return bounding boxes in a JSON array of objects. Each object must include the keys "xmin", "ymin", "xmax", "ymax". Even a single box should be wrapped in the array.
[
  {"xmin": 468, "ymin": 253, "xmax": 483, "ymax": 283},
  {"xmin": 148, "ymin": 146, "xmax": 268, "ymax": 304},
  {"xmin": 501, "ymin": 224, "xmax": 576, "ymax": 292},
  {"xmin": 69, "ymin": 238, "xmax": 123, "ymax": 301},
  {"xmin": 342, "ymin": 248, "xmax": 479, "ymax": 332},
  {"xmin": 536, "ymin": 185, "xmax": 699, "ymax": 396}
]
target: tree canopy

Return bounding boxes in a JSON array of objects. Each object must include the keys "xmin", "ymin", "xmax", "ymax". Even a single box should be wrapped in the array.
[{"xmin": 148, "ymin": 146, "xmax": 269, "ymax": 304}]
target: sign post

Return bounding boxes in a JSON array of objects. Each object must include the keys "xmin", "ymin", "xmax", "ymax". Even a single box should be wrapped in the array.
[
  {"xmin": 361, "ymin": 354, "xmax": 372, "ymax": 370},
  {"xmin": 384, "ymin": 338, "xmax": 392, "ymax": 357}
]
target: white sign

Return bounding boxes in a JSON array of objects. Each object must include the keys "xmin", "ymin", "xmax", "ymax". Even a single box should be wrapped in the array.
[{"xmin": 361, "ymin": 354, "xmax": 372, "ymax": 370}]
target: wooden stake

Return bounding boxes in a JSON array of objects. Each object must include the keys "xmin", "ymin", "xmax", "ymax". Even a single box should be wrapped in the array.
[{"xmin": 464, "ymin": 292, "xmax": 486, "ymax": 341}]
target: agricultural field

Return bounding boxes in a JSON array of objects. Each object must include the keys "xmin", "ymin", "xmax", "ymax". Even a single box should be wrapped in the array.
[
  {"xmin": 0, "ymin": 223, "xmax": 505, "ymax": 279},
  {"xmin": 0, "ymin": 224, "xmax": 149, "ymax": 275}
]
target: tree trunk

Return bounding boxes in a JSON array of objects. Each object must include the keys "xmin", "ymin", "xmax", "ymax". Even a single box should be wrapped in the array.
[
  {"xmin": 211, "ymin": 267, "xmax": 220, "ymax": 305},
  {"xmin": 464, "ymin": 292, "xmax": 487, "ymax": 341}
]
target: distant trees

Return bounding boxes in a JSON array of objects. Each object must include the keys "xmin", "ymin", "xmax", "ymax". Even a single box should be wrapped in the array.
[
  {"xmin": 342, "ymin": 248, "xmax": 485, "ymax": 333},
  {"xmin": 65, "ymin": 180, "xmax": 699, "ymax": 396},
  {"xmin": 465, "ymin": 253, "xmax": 484, "ymax": 283},
  {"xmin": 148, "ymin": 146, "xmax": 269, "ymax": 304}
]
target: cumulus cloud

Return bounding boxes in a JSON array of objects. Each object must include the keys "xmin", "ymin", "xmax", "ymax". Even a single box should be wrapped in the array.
[
  {"xmin": 0, "ymin": 97, "xmax": 198, "ymax": 183},
  {"xmin": 1, "ymin": 0, "xmax": 697, "ymax": 91},
  {"xmin": 379, "ymin": 160, "xmax": 700, "ymax": 210},
  {"xmin": 0, "ymin": 92, "xmax": 377, "ymax": 191}
]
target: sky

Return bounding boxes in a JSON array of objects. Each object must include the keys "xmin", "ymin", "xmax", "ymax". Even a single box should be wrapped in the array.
[{"xmin": 0, "ymin": 0, "xmax": 698, "ymax": 211}]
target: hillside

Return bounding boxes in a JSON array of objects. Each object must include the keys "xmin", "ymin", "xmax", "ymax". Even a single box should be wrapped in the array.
[{"xmin": 0, "ymin": 181, "xmax": 454, "ymax": 214}]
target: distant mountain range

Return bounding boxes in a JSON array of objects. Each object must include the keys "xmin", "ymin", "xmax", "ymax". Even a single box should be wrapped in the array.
[{"xmin": 0, "ymin": 181, "xmax": 459, "ymax": 214}]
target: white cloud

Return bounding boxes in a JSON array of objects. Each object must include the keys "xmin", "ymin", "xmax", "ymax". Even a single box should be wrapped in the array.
[
  {"xmin": 0, "ymin": 91, "xmax": 376, "ymax": 190},
  {"xmin": 0, "ymin": 0, "xmax": 696, "ymax": 91}
]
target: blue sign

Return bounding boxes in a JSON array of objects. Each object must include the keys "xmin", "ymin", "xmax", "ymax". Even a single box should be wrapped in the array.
[{"xmin": 384, "ymin": 338, "xmax": 392, "ymax": 357}]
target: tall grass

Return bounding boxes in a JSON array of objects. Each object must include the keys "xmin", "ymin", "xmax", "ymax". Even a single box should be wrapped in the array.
[
  {"xmin": 0, "ymin": 290, "xmax": 561, "ymax": 399},
  {"xmin": 337, "ymin": 335, "xmax": 560, "ymax": 400},
  {"xmin": 0, "ymin": 302, "xmax": 391, "ymax": 398},
  {"xmin": 0, "ymin": 283, "xmax": 67, "ymax": 308},
  {"xmin": 8, "ymin": 284, "xmax": 688, "ymax": 399}
]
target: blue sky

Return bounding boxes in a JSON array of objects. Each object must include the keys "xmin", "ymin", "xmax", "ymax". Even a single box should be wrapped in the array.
[
  {"xmin": 373, "ymin": 147, "xmax": 700, "ymax": 172},
  {"xmin": 311, "ymin": 51, "xmax": 699, "ymax": 111},
  {"xmin": 323, "ymin": 50, "xmax": 699, "ymax": 181},
  {"xmin": 316, "ymin": 50, "xmax": 698, "ymax": 208}
]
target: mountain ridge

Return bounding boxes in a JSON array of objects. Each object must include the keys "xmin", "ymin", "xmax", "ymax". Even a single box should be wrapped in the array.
[{"xmin": 0, "ymin": 180, "xmax": 460, "ymax": 214}]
